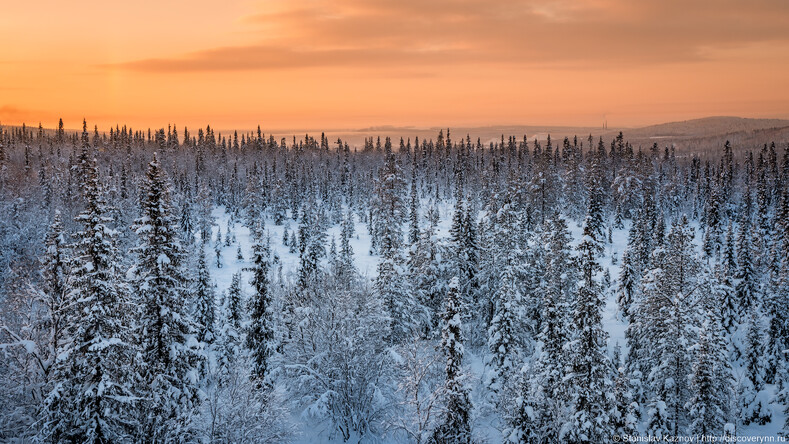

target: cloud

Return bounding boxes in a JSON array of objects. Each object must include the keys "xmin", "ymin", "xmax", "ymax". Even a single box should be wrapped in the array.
[
  {"xmin": 112, "ymin": 0, "xmax": 789, "ymax": 73},
  {"xmin": 116, "ymin": 45, "xmax": 467, "ymax": 72}
]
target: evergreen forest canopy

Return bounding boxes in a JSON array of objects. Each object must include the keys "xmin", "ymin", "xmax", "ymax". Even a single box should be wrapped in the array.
[{"xmin": 0, "ymin": 119, "xmax": 788, "ymax": 442}]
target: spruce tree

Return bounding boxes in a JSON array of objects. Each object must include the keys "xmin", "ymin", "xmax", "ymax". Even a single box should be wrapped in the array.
[
  {"xmin": 487, "ymin": 263, "xmax": 520, "ymax": 395},
  {"xmin": 531, "ymin": 213, "xmax": 576, "ymax": 440},
  {"xmin": 373, "ymin": 139, "xmax": 413, "ymax": 343},
  {"xmin": 564, "ymin": 205, "xmax": 615, "ymax": 443},
  {"xmin": 449, "ymin": 198, "xmax": 471, "ymax": 304},
  {"xmin": 408, "ymin": 217, "xmax": 447, "ymax": 335},
  {"xmin": 735, "ymin": 217, "xmax": 758, "ymax": 317},
  {"xmin": 377, "ymin": 250, "xmax": 414, "ymax": 343},
  {"xmin": 337, "ymin": 209, "xmax": 356, "ymax": 281},
  {"xmin": 430, "ymin": 278, "xmax": 473, "ymax": 444},
  {"xmin": 639, "ymin": 216, "xmax": 704, "ymax": 437},
  {"xmin": 214, "ymin": 237, "xmax": 223, "ymax": 268},
  {"xmin": 584, "ymin": 137, "xmax": 608, "ymax": 246},
  {"xmin": 722, "ymin": 222, "xmax": 737, "ymax": 274},
  {"xmin": 245, "ymin": 228, "xmax": 276, "ymax": 387},
  {"xmin": 716, "ymin": 264, "xmax": 738, "ymax": 336},
  {"xmin": 740, "ymin": 311, "xmax": 771, "ymax": 425},
  {"xmin": 180, "ymin": 200, "xmax": 194, "ymax": 242},
  {"xmin": 132, "ymin": 154, "xmax": 203, "ymax": 441},
  {"xmin": 192, "ymin": 249, "xmax": 217, "ymax": 353},
  {"xmin": 766, "ymin": 188, "xmax": 789, "ymax": 385},
  {"xmin": 408, "ymin": 162, "xmax": 420, "ymax": 245},
  {"xmin": 703, "ymin": 185, "xmax": 722, "ymax": 257},
  {"xmin": 505, "ymin": 367, "xmax": 540, "ymax": 443},
  {"xmin": 686, "ymin": 317, "xmax": 727, "ymax": 436},
  {"xmin": 617, "ymin": 247, "xmax": 638, "ymax": 319},
  {"xmin": 296, "ymin": 203, "xmax": 326, "ymax": 291},
  {"xmin": 40, "ymin": 154, "xmax": 136, "ymax": 443},
  {"xmin": 611, "ymin": 365, "xmax": 639, "ymax": 439},
  {"xmin": 227, "ymin": 272, "xmax": 244, "ymax": 332}
]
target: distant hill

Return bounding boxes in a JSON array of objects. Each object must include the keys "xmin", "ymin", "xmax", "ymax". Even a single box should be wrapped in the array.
[
  {"xmin": 627, "ymin": 116, "xmax": 789, "ymax": 139},
  {"xmin": 335, "ymin": 117, "xmax": 789, "ymax": 146}
]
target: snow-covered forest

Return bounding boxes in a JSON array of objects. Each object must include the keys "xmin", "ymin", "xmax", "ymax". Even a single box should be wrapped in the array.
[{"xmin": 1, "ymin": 120, "xmax": 788, "ymax": 442}]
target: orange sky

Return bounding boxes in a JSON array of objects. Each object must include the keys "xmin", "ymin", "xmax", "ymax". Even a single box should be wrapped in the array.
[{"xmin": 2, "ymin": 0, "xmax": 789, "ymax": 132}]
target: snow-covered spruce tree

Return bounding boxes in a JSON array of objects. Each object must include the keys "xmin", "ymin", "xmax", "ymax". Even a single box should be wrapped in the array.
[
  {"xmin": 611, "ymin": 364, "xmax": 639, "ymax": 439},
  {"xmin": 562, "ymin": 203, "xmax": 615, "ymax": 444},
  {"xmin": 528, "ymin": 134, "xmax": 560, "ymax": 225},
  {"xmin": 195, "ymin": 181, "xmax": 214, "ymax": 245},
  {"xmin": 225, "ymin": 224, "xmax": 233, "ymax": 247},
  {"xmin": 735, "ymin": 216, "xmax": 758, "ymax": 318},
  {"xmin": 722, "ymin": 222, "xmax": 737, "ymax": 277},
  {"xmin": 487, "ymin": 261, "xmax": 521, "ymax": 397},
  {"xmin": 686, "ymin": 316, "xmax": 728, "ymax": 436},
  {"xmin": 214, "ymin": 235, "xmax": 222, "ymax": 268},
  {"xmin": 504, "ymin": 364, "xmax": 540, "ymax": 443},
  {"xmin": 529, "ymin": 213, "xmax": 577, "ymax": 440},
  {"xmin": 131, "ymin": 154, "xmax": 203, "ymax": 441},
  {"xmin": 449, "ymin": 196, "xmax": 479, "ymax": 318},
  {"xmin": 584, "ymin": 137, "xmax": 608, "ymax": 246},
  {"xmin": 654, "ymin": 213, "xmax": 666, "ymax": 248},
  {"xmin": 765, "ymin": 188, "xmax": 789, "ymax": 386},
  {"xmin": 781, "ymin": 361, "xmax": 789, "ymax": 437},
  {"xmin": 39, "ymin": 150, "xmax": 136, "ymax": 443},
  {"xmin": 191, "ymin": 248, "xmax": 217, "ymax": 378},
  {"xmin": 408, "ymin": 215, "xmax": 449, "ymax": 336},
  {"xmin": 475, "ymin": 194, "xmax": 498, "ymax": 327},
  {"xmin": 296, "ymin": 202, "xmax": 326, "ymax": 292},
  {"xmin": 716, "ymin": 263, "xmax": 738, "ymax": 337},
  {"xmin": 462, "ymin": 205, "xmax": 479, "ymax": 296},
  {"xmin": 372, "ymin": 137, "xmax": 407, "ymax": 255},
  {"xmin": 707, "ymin": 259, "xmax": 736, "ymax": 433},
  {"xmin": 720, "ymin": 227, "xmax": 739, "ymax": 332},
  {"xmin": 408, "ymin": 159, "xmax": 420, "ymax": 245},
  {"xmin": 374, "ymin": 142, "xmax": 415, "ymax": 343},
  {"xmin": 483, "ymin": 174, "xmax": 533, "ymax": 339},
  {"xmin": 616, "ymin": 247, "xmax": 638, "ymax": 320},
  {"xmin": 447, "ymin": 196, "xmax": 466, "ymax": 276},
  {"xmin": 637, "ymin": 216, "xmax": 704, "ymax": 438},
  {"xmin": 740, "ymin": 310, "xmax": 771, "ymax": 426},
  {"xmin": 430, "ymin": 277, "xmax": 473, "ymax": 444},
  {"xmin": 193, "ymin": 250, "xmax": 216, "ymax": 345},
  {"xmin": 271, "ymin": 177, "xmax": 287, "ymax": 226},
  {"xmin": 180, "ymin": 197, "xmax": 194, "ymax": 243},
  {"xmin": 703, "ymin": 183, "xmax": 723, "ymax": 257},
  {"xmin": 336, "ymin": 209, "xmax": 356, "ymax": 282},
  {"xmin": 630, "ymin": 188, "xmax": 657, "ymax": 274},
  {"xmin": 377, "ymin": 240, "xmax": 415, "ymax": 343},
  {"xmin": 245, "ymin": 226, "xmax": 276, "ymax": 387},
  {"xmin": 218, "ymin": 271, "xmax": 244, "ymax": 368}
]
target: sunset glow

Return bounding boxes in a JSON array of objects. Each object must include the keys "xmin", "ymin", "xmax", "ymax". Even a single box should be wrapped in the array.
[{"xmin": 2, "ymin": 0, "xmax": 789, "ymax": 131}]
